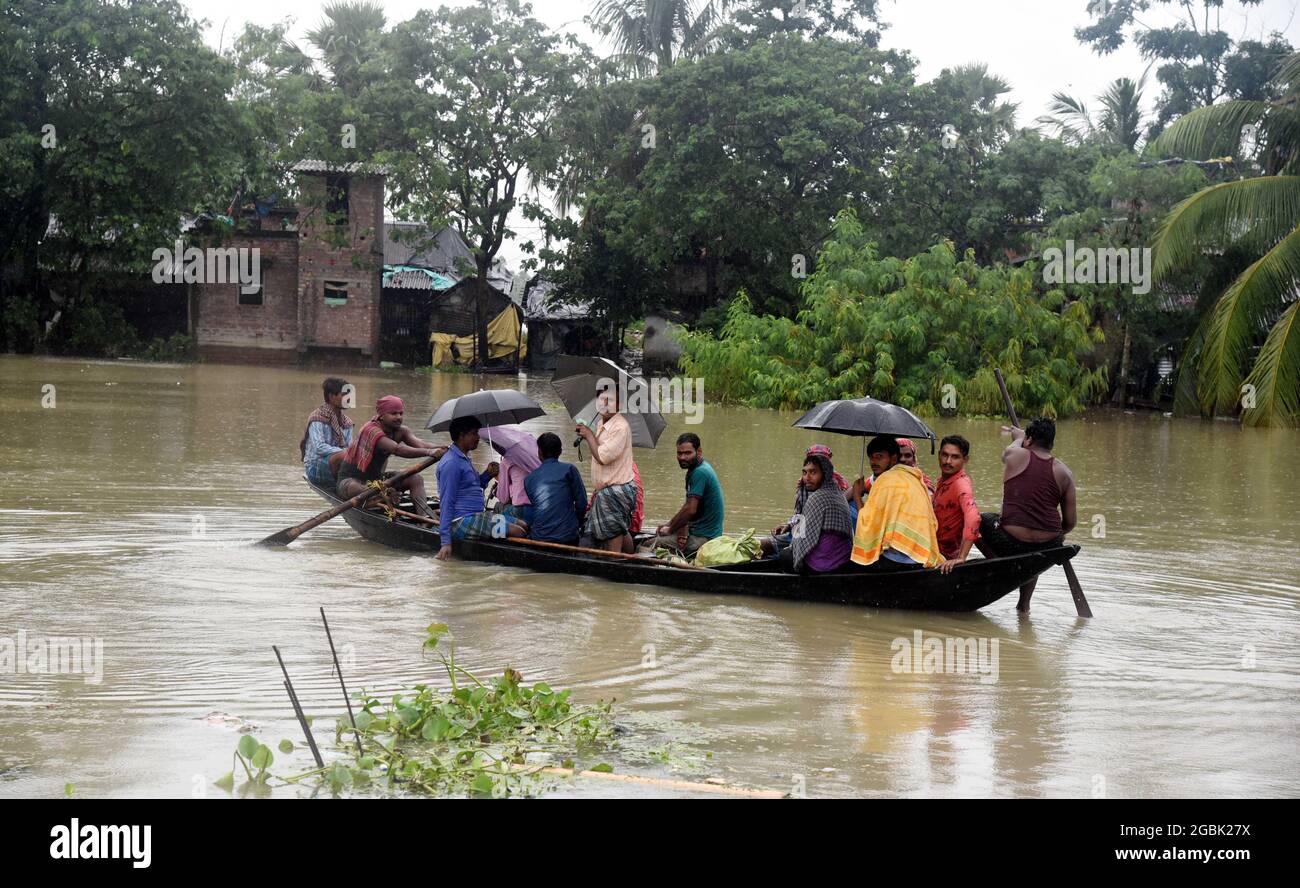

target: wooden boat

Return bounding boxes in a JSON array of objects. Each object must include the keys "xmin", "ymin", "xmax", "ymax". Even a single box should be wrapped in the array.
[{"xmin": 308, "ymin": 481, "xmax": 1080, "ymax": 612}]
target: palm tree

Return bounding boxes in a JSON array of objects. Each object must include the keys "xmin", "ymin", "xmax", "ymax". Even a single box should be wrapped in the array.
[
  {"xmin": 1036, "ymin": 73, "xmax": 1149, "ymax": 151},
  {"xmin": 1150, "ymin": 52, "xmax": 1300, "ymax": 427},
  {"xmin": 591, "ymin": 0, "xmax": 729, "ymax": 77},
  {"xmin": 306, "ymin": 0, "xmax": 386, "ymax": 90}
]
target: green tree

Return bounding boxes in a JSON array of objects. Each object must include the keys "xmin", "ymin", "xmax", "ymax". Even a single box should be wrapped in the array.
[
  {"xmin": 680, "ymin": 210, "xmax": 1108, "ymax": 417},
  {"xmin": 1074, "ymin": 0, "xmax": 1292, "ymax": 135},
  {"xmin": 1149, "ymin": 51, "xmax": 1300, "ymax": 426},
  {"xmin": 564, "ymin": 34, "xmax": 924, "ymax": 318},
  {"xmin": 380, "ymin": 0, "xmax": 592, "ymax": 357},
  {"xmin": 591, "ymin": 0, "xmax": 729, "ymax": 76},
  {"xmin": 1036, "ymin": 74, "xmax": 1151, "ymax": 151},
  {"xmin": 0, "ymin": 0, "xmax": 239, "ymax": 353}
]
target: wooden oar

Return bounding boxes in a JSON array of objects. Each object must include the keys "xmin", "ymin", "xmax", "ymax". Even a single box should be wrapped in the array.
[
  {"xmin": 380, "ymin": 505, "xmax": 715, "ymax": 571},
  {"xmin": 508, "ymin": 535, "xmax": 715, "ymax": 570},
  {"xmin": 257, "ymin": 455, "xmax": 438, "ymax": 547},
  {"xmin": 994, "ymin": 368, "xmax": 1092, "ymax": 617}
]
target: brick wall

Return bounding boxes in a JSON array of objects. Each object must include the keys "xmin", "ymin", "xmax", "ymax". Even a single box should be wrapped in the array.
[
  {"xmin": 295, "ymin": 173, "xmax": 385, "ymax": 357},
  {"xmin": 195, "ymin": 232, "xmax": 299, "ymax": 359}
]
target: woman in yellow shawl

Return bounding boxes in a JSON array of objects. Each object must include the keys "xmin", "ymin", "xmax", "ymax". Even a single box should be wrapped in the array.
[{"xmin": 851, "ymin": 435, "xmax": 942, "ymax": 568}]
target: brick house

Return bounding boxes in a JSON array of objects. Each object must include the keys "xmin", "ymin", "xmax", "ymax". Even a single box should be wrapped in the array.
[{"xmin": 193, "ymin": 161, "xmax": 386, "ymax": 366}]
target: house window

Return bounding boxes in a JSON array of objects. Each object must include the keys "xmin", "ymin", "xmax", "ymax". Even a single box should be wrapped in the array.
[
  {"xmin": 325, "ymin": 173, "xmax": 349, "ymax": 225},
  {"xmin": 324, "ymin": 280, "xmax": 349, "ymax": 306},
  {"xmin": 239, "ymin": 258, "xmax": 263, "ymax": 305}
]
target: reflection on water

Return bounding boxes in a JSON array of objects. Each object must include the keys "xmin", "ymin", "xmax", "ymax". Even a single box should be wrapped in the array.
[{"xmin": 1, "ymin": 355, "xmax": 1297, "ymax": 798}]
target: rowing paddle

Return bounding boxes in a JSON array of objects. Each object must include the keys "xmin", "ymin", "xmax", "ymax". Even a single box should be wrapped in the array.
[
  {"xmin": 993, "ymin": 368, "xmax": 1092, "ymax": 618},
  {"xmin": 379, "ymin": 505, "xmax": 715, "ymax": 571},
  {"xmin": 257, "ymin": 455, "xmax": 439, "ymax": 547}
]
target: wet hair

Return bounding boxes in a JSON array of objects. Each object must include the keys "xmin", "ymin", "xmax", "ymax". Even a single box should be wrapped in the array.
[
  {"xmin": 537, "ymin": 432, "xmax": 562, "ymax": 460},
  {"xmin": 323, "ymin": 377, "xmax": 348, "ymax": 399},
  {"xmin": 676, "ymin": 432, "xmax": 701, "ymax": 450},
  {"xmin": 866, "ymin": 435, "xmax": 901, "ymax": 457},
  {"xmin": 803, "ymin": 454, "xmax": 835, "ymax": 489},
  {"xmin": 448, "ymin": 415, "xmax": 481, "ymax": 441},
  {"xmin": 1025, "ymin": 417, "xmax": 1056, "ymax": 450},
  {"xmin": 940, "ymin": 434, "xmax": 970, "ymax": 458}
]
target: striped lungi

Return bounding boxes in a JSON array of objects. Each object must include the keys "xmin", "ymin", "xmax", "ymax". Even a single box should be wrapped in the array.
[
  {"xmin": 452, "ymin": 510, "xmax": 521, "ymax": 541},
  {"xmin": 584, "ymin": 481, "xmax": 638, "ymax": 541}
]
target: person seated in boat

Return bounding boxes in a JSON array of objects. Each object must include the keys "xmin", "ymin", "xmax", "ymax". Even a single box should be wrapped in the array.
[
  {"xmin": 853, "ymin": 437, "xmax": 934, "ymax": 505},
  {"xmin": 300, "ymin": 376, "xmax": 354, "ymax": 487},
  {"xmin": 763, "ymin": 443, "xmax": 851, "ymax": 556},
  {"xmin": 575, "ymin": 385, "xmax": 638, "ymax": 554},
  {"xmin": 932, "ymin": 435, "xmax": 981, "ymax": 575},
  {"xmin": 779, "ymin": 453, "xmax": 855, "ymax": 574},
  {"xmin": 643, "ymin": 433, "xmax": 725, "ymax": 558},
  {"xmin": 496, "ymin": 432, "xmax": 540, "ymax": 524},
  {"xmin": 336, "ymin": 395, "xmax": 447, "ymax": 520},
  {"xmin": 849, "ymin": 435, "xmax": 942, "ymax": 570},
  {"xmin": 523, "ymin": 432, "xmax": 587, "ymax": 546},
  {"xmin": 897, "ymin": 438, "xmax": 936, "ymax": 494},
  {"xmin": 976, "ymin": 417, "xmax": 1077, "ymax": 612},
  {"xmin": 436, "ymin": 415, "xmax": 522, "ymax": 560}
]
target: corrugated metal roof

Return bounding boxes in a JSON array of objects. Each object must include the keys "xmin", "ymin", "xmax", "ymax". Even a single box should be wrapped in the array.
[
  {"xmin": 383, "ymin": 265, "xmax": 458, "ymax": 291},
  {"xmin": 291, "ymin": 159, "xmax": 390, "ymax": 175},
  {"xmin": 526, "ymin": 277, "xmax": 592, "ymax": 320}
]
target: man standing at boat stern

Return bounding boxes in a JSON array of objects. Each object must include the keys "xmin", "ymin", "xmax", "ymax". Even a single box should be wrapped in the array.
[
  {"xmin": 575, "ymin": 386, "xmax": 638, "ymax": 553},
  {"xmin": 524, "ymin": 432, "xmax": 587, "ymax": 546},
  {"xmin": 932, "ymin": 435, "xmax": 982, "ymax": 574},
  {"xmin": 436, "ymin": 415, "xmax": 522, "ymax": 560},
  {"xmin": 850, "ymin": 436, "xmax": 942, "ymax": 569},
  {"xmin": 976, "ymin": 418, "xmax": 1077, "ymax": 612},
  {"xmin": 644, "ymin": 433, "xmax": 725, "ymax": 558}
]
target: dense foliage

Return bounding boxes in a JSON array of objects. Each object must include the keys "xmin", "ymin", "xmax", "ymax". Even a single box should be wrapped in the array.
[{"xmin": 680, "ymin": 211, "xmax": 1108, "ymax": 418}]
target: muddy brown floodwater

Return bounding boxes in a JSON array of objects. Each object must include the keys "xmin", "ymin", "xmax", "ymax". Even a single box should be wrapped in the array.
[{"xmin": 1, "ymin": 355, "xmax": 1297, "ymax": 797}]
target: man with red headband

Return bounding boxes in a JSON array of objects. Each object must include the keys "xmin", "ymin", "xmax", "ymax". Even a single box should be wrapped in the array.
[{"xmin": 336, "ymin": 395, "xmax": 447, "ymax": 520}]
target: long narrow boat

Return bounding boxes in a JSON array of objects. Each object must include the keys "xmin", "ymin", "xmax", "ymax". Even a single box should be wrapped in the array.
[{"xmin": 308, "ymin": 481, "xmax": 1080, "ymax": 612}]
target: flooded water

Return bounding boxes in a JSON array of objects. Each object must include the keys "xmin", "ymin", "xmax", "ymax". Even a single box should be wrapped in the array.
[{"xmin": 1, "ymin": 354, "xmax": 1297, "ymax": 798}]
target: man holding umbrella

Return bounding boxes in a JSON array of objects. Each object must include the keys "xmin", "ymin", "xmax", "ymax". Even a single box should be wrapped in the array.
[{"xmin": 575, "ymin": 385, "xmax": 638, "ymax": 554}]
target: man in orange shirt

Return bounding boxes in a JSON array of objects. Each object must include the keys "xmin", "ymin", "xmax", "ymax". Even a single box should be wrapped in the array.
[{"xmin": 931, "ymin": 435, "xmax": 981, "ymax": 574}]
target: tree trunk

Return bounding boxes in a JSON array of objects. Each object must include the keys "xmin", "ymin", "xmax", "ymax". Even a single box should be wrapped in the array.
[{"xmin": 1111, "ymin": 323, "xmax": 1131, "ymax": 407}]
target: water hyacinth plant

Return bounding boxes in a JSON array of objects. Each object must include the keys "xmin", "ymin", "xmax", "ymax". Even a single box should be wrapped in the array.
[{"xmin": 217, "ymin": 623, "xmax": 615, "ymax": 798}]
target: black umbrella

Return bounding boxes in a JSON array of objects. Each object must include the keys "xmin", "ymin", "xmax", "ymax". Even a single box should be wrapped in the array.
[
  {"xmin": 792, "ymin": 397, "xmax": 936, "ymax": 476},
  {"xmin": 550, "ymin": 355, "xmax": 667, "ymax": 449},
  {"xmin": 425, "ymin": 389, "xmax": 545, "ymax": 433}
]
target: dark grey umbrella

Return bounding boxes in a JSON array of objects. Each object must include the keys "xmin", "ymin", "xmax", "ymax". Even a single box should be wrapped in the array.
[
  {"xmin": 550, "ymin": 355, "xmax": 666, "ymax": 448},
  {"xmin": 425, "ymin": 389, "xmax": 545, "ymax": 433},
  {"xmin": 793, "ymin": 397, "xmax": 936, "ymax": 476}
]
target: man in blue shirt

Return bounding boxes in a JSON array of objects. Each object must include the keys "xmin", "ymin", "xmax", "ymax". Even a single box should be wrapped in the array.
[
  {"xmin": 435, "ymin": 415, "xmax": 524, "ymax": 560},
  {"xmin": 645, "ymin": 433, "xmax": 725, "ymax": 557},
  {"xmin": 523, "ymin": 432, "xmax": 587, "ymax": 545}
]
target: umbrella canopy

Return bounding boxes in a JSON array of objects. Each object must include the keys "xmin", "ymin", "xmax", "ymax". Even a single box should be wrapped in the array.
[
  {"xmin": 792, "ymin": 397, "xmax": 936, "ymax": 447},
  {"xmin": 425, "ymin": 389, "xmax": 545, "ymax": 433},
  {"xmin": 479, "ymin": 425, "xmax": 541, "ymax": 473},
  {"xmin": 550, "ymin": 355, "xmax": 667, "ymax": 449}
]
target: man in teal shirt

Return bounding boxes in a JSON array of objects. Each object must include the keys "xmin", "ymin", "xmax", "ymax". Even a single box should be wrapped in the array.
[{"xmin": 645, "ymin": 433, "xmax": 724, "ymax": 557}]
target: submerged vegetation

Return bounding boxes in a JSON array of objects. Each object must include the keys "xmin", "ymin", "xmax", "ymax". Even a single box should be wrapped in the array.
[{"xmin": 219, "ymin": 623, "xmax": 618, "ymax": 798}]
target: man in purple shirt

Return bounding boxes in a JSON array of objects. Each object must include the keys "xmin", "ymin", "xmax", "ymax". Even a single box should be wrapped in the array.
[{"xmin": 435, "ymin": 415, "xmax": 525, "ymax": 560}]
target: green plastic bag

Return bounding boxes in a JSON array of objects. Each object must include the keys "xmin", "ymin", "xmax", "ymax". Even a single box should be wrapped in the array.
[{"xmin": 693, "ymin": 529, "xmax": 762, "ymax": 567}]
